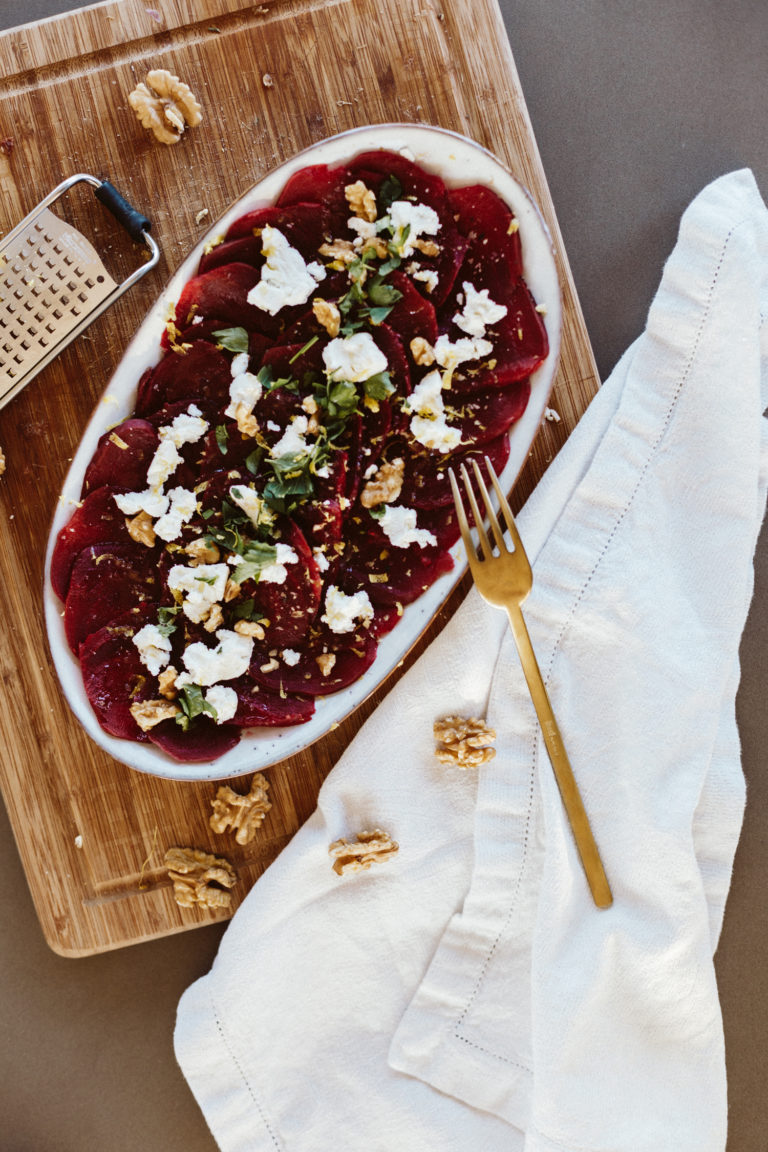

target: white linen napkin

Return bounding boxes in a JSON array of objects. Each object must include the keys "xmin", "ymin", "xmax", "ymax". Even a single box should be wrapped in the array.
[{"xmin": 174, "ymin": 169, "xmax": 768, "ymax": 1152}]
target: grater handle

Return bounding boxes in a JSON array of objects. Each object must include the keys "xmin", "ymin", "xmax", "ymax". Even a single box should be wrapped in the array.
[{"xmin": 94, "ymin": 180, "xmax": 152, "ymax": 244}]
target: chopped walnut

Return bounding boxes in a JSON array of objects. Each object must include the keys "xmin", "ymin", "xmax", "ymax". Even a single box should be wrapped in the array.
[
  {"xmin": 230, "ymin": 400, "xmax": 260, "ymax": 438},
  {"xmin": 318, "ymin": 239, "xmax": 356, "ymax": 266},
  {"xmin": 157, "ymin": 667, "xmax": 178, "ymax": 700},
  {"xmin": 185, "ymin": 537, "xmax": 220, "ymax": 565},
  {"xmin": 434, "ymin": 715, "xmax": 496, "ymax": 768},
  {"xmin": 234, "ymin": 619, "xmax": 266, "ymax": 639},
  {"xmin": 0, "ymin": 447, "xmax": 5, "ymax": 476},
  {"xmin": 409, "ymin": 336, "xmax": 435, "ymax": 366},
  {"xmin": 164, "ymin": 846, "xmax": 236, "ymax": 909},
  {"xmin": 209, "ymin": 772, "xmax": 272, "ymax": 845},
  {"xmin": 413, "ymin": 237, "xmax": 441, "ymax": 257},
  {"xmin": 315, "ymin": 651, "xmax": 337, "ymax": 677},
  {"xmin": 312, "ymin": 297, "xmax": 341, "ymax": 338},
  {"xmin": 344, "ymin": 180, "xmax": 377, "ymax": 223},
  {"xmin": 128, "ymin": 69, "xmax": 203, "ymax": 145},
  {"xmin": 126, "ymin": 509, "xmax": 156, "ymax": 547},
  {"xmin": 130, "ymin": 698, "xmax": 180, "ymax": 732},
  {"xmin": 364, "ymin": 235, "xmax": 390, "ymax": 259},
  {"xmin": 329, "ymin": 829, "xmax": 399, "ymax": 876},
  {"xmin": 360, "ymin": 457, "xmax": 405, "ymax": 508},
  {"xmin": 224, "ymin": 578, "xmax": 241, "ymax": 602},
  {"xmin": 203, "ymin": 603, "xmax": 224, "ymax": 633}
]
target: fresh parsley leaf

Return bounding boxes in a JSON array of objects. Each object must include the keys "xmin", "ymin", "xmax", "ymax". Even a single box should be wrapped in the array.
[
  {"xmin": 289, "ymin": 335, "xmax": 319, "ymax": 363},
  {"xmin": 363, "ymin": 371, "xmax": 396, "ymax": 402},
  {"xmin": 215, "ymin": 424, "xmax": 229, "ymax": 455},
  {"xmin": 175, "ymin": 684, "xmax": 218, "ymax": 730},
  {"xmin": 232, "ymin": 540, "xmax": 279, "ymax": 584},
  {"xmin": 377, "ymin": 174, "xmax": 403, "ymax": 213},
  {"xmin": 367, "ymin": 275, "xmax": 402, "ymax": 308},
  {"xmin": 156, "ymin": 605, "xmax": 180, "ymax": 638},
  {"xmin": 245, "ymin": 447, "xmax": 264, "ymax": 476},
  {"xmin": 212, "ymin": 326, "xmax": 250, "ymax": 354}
]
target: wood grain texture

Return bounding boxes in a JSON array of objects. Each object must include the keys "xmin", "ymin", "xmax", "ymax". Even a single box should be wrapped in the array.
[{"xmin": 0, "ymin": 0, "xmax": 598, "ymax": 955}]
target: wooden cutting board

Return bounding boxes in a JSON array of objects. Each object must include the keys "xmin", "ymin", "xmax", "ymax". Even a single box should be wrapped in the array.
[{"xmin": 0, "ymin": 0, "xmax": 598, "ymax": 955}]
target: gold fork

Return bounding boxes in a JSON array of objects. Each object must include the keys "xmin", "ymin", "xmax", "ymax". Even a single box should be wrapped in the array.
[{"xmin": 450, "ymin": 459, "xmax": 613, "ymax": 909}]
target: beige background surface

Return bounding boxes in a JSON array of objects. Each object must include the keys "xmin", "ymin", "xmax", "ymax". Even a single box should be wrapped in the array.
[{"xmin": 0, "ymin": 1, "xmax": 766, "ymax": 1150}]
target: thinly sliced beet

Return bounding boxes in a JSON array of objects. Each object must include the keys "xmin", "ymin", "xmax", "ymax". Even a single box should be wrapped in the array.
[
  {"xmin": 385, "ymin": 270, "xmax": 438, "ymax": 349},
  {"xmin": 230, "ymin": 677, "xmax": 316, "ymax": 727},
  {"xmin": 135, "ymin": 340, "xmax": 232, "ymax": 415},
  {"xmin": 276, "ymin": 165, "xmax": 351, "ymax": 233},
  {"xmin": 340, "ymin": 519, "xmax": 454, "ymax": 607},
  {"xmin": 448, "ymin": 184, "xmax": 524, "ymax": 281},
  {"xmin": 250, "ymin": 624, "xmax": 378, "ymax": 695},
  {"xmin": 51, "ymin": 486, "xmax": 133, "ymax": 601},
  {"xmin": 252, "ymin": 520, "xmax": 322, "ymax": 646},
  {"xmin": 222, "ymin": 202, "xmax": 331, "ymax": 256},
  {"xmin": 173, "ymin": 262, "xmax": 277, "ymax": 337},
  {"xmin": 147, "ymin": 716, "xmax": 241, "ymax": 762},
  {"xmin": 401, "ymin": 434, "xmax": 512, "ymax": 509},
  {"xmin": 79, "ymin": 604, "xmax": 159, "ymax": 740},
  {"xmin": 197, "ymin": 234, "xmax": 265, "ymax": 274},
  {"xmin": 65, "ymin": 543, "xmax": 159, "ymax": 654},
  {"xmin": 81, "ymin": 419, "xmax": 159, "ymax": 497},
  {"xmin": 445, "ymin": 379, "xmax": 531, "ymax": 446}
]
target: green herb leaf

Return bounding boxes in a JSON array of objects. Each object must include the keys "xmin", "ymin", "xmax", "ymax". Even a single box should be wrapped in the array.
[
  {"xmin": 377, "ymin": 174, "xmax": 403, "ymax": 213},
  {"xmin": 175, "ymin": 683, "xmax": 218, "ymax": 730},
  {"xmin": 289, "ymin": 335, "xmax": 320, "ymax": 363},
  {"xmin": 232, "ymin": 540, "xmax": 279, "ymax": 584},
  {"xmin": 215, "ymin": 424, "xmax": 229, "ymax": 455},
  {"xmin": 367, "ymin": 276, "xmax": 402, "ymax": 308},
  {"xmin": 212, "ymin": 326, "xmax": 250, "ymax": 354},
  {"xmin": 363, "ymin": 371, "xmax": 396, "ymax": 401},
  {"xmin": 156, "ymin": 605, "xmax": 180, "ymax": 638},
  {"xmin": 245, "ymin": 447, "xmax": 264, "ymax": 476}
]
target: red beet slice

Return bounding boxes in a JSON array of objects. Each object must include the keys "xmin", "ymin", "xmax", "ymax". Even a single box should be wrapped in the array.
[
  {"xmin": 252, "ymin": 520, "xmax": 322, "ymax": 646},
  {"xmin": 223, "ymin": 202, "xmax": 331, "ymax": 257},
  {"xmin": 385, "ymin": 270, "xmax": 438, "ymax": 349},
  {"xmin": 81, "ymin": 419, "xmax": 160, "ymax": 497},
  {"xmin": 340, "ymin": 518, "xmax": 454, "ymax": 607},
  {"xmin": 249, "ymin": 624, "xmax": 378, "ymax": 695},
  {"xmin": 445, "ymin": 379, "xmax": 531, "ymax": 446},
  {"xmin": 276, "ymin": 165, "xmax": 351, "ymax": 233},
  {"xmin": 135, "ymin": 340, "xmax": 233, "ymax": 415},
  {"xmin": 445, "ymin": 279, "xmax": 549, "ymax": 392},
  {"xmin": 79, "ymin": 604, "xmax": 159, "ymax": 740},
  {"xmin": 50, "ymin": 486, "xmax": 134, "ymax": 601},
  {"xmin": 147, "ymin": 716, "xmax": 241, "ymax": 762},
  {"xmin": 65, "ymin": 542, "xmax": 159, "ymax": 654},
  {"xmin": 448, "ymin": 184, "xmax": 524, "ymax": 282},
  {"xmin": 401, "ymin": 433, "xmax": 512, "ymax": 509},
  {"xmin": 173, "ymin": 262, "xmax": 277, "ymax": 337},
  {"xmin": 229, "ymin": 677, "xmax": 316, "ymax": 727}
]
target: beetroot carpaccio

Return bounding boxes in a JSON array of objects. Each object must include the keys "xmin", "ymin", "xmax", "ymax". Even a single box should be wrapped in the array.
[{"xmin": 51, "ymin": 149, "xmax": 549, "ymax": 763}]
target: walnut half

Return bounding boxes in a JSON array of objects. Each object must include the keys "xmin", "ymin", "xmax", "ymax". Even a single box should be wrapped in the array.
[
  {"xmin": 434, "ymin": 715, "xmax": 496, "ymax": 768},
  {"xmin": 209, "ymin": 772, "xmax": 272, "ymax": 845},
  {"xmin": 128, "ymin": 69, "xmax": 203, "ymax": 145},
  {"xmin": 328, "ymin": 829, "xmax": 399, "ymax": 876},
  {"xmin": 164, "ymin": 846, "xmax": 236, "ymax": 909}
]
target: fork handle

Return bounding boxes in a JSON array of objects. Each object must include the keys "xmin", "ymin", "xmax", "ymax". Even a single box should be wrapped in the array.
[{"xmin": 506, "ymin": 606, "xmax": 613, "ymax": 909}]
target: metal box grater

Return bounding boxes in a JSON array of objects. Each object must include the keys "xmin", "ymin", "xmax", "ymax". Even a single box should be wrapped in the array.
[{"xmin": 0, "ymin": 173, "xmax": 159, "ymax": 410}]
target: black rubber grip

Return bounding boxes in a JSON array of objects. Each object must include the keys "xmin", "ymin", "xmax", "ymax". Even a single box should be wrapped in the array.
[{"xmin": 94, "ymin": 181, "xmax": 152, "ymax": 244}]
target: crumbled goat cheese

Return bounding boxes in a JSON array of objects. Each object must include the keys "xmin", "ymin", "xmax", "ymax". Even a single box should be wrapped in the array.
[
  {"xmin": 405, "ymin": 369, "xmax": 462, "ymax": 453},
  {"xmin": 247, "ymin": 225, "xmax": 325, "ymax": 316},
  {"xmin": 322, "ymin": 331, "xmax": 388, "ymax": 383},
  {"xmin": 228, "ymin": 485, "xmax": 275, "ymax": 530},
  {"xmin": 379, "ymin": 504, "xmax": 438, "ymax": 549},
  {"xmin": 413, "ymin": 268, "xmax": 439, "ymax": 293},
  {"xmin": 389, "ymin": 200, "xmax": 441, "ymax": 257},
  {"xmin": 204, "ymin": 683, "xmax": 238, "ymax": 724},
  {"xmin": 153, "ymin": 486, "xmax": 197, "ymax": 542},
  {"xmin": 168, "ymin": 563, "xmax": 230, "ymax": 623},
  {"xmin": 281, "ymin": 648, "xmax": 301, "ymax": 666},
  {"xmin": 258, "ymin": 543, "xmax": 299, "ymax": 585},
  {"xmin": 113, "ymin": 488, "xmax": 169, "ymax": 518},
  {"xmin": 177, "ymin": 629, "xmax": 253, "ymax": 687},
  {"xmin": 321, "ymin": 585, "xmax": 374, "ymax": 634},
  {"xmin": 159, "ymin": 406, "xmax": 209, "ymax": 448},
  {"xmin": 225, "ymin": 369, "xmax": 263, "ymax": 420},
  {"xmin": 230, "ymin": 351, "xmax": 250, "ymax": 377},
  {"xmin": 453, "ymin": 281, "xmax": 507, "ymax": 337},
  {"xmin": 271, "ymin": 415, "xmax": 311, "ymax": 458},
  {"xmin": 146, "ymin": 437, "xmax": 183, "ymax": 489},
  {"xmin": 313, "ymin": 547, "xmax": 330, "ymax": 572},
  {"xmin": 434, "ymin": 333, "xmax": 493, "ymax": 371},
  {"xmin": 132, "ymin": 623, "xmax": 172, "ymax": 676},
  {"xmin": 347, "ymin": 216, "xmax": 377, "ymax": 247}
]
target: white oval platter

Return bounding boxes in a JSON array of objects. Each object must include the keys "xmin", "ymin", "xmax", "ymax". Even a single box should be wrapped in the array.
[{"xmin": 44, "ymin": 122, "xmax": 562, "ymax": 782}]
